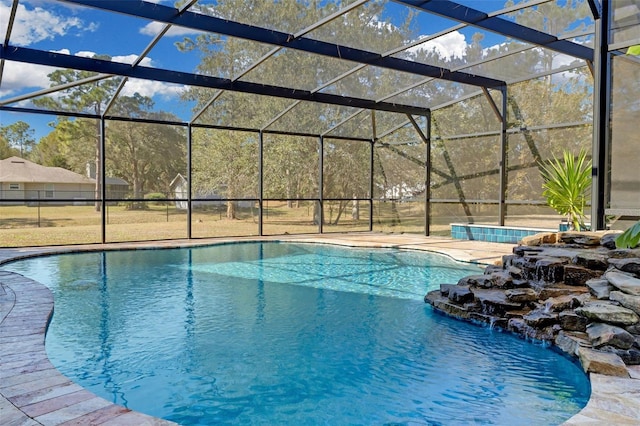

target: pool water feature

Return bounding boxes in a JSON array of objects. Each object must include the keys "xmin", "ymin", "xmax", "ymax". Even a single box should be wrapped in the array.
[{"xmin": 4, "ymin": 242, "xmax": 590, "ymax": 425}]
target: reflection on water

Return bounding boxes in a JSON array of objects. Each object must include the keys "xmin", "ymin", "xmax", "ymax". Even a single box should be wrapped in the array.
[{"xmin": 3, "ymin": 242, "xmax": 590, "ymax": 425}]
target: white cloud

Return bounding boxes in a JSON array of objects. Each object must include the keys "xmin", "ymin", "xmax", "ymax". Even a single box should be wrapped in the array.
[
  {"xmin": 408, "ymin": 31, "xmax": 467, "ymax": 60},
  {"xmin": 551, "ymin": 52, "xmax": 586, "ymax": 84},
  {"xmin": 122, "ymin": 78, "xmax": 184, "ymax": 100},
  {"xmin": 0, "ymin": 61, "xmax": 55, "ymax": 97},
  {"xmin": 112, "ymin": 54, "xmax": 153, "ymax": 67},
  {"xmin": 50, "ymin": 48, "xmax": 71, "ymax": 55},
  {"xmin": 0, "ymin": 0, "xmax": 90, "ymax": 46},
  {"xmin": 76, "ymin": 50, "xmax": 98, "ymax": 58},
  {"xmin": 1, "ymin": 49, "xmax": 172, "ymax": 101},
  {"xmin": 48, "ymin": 50, "xmax": 153, "ymax": 67},
  {"xmin": 140, "ymin": 21, "xmax": 204, "ymax": 37},
  {"xmin": 553, "ymin": 52, "xmax": 579, "ymax": 68}
]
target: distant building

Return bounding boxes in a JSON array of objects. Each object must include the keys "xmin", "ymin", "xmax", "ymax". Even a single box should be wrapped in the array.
[
  {"xmin": 85, "ymin": 162, "xmax": 129, "ymax": 200},
  {"xmin": 0, "ymin": 156, "xmax": 129, "ymax": 204},
  {"xmin": 169, "ymin": 173, "xmax": 253, "ymax": 209}
]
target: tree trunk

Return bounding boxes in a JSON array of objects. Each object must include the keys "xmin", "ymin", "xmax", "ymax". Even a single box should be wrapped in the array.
[
  {"xmin": 133, "ymin": 179, "xmax": 143, "ymax": 209},
  {"xmin": 390, "ymin": 201, "xmax": 400, "ymax": 225},
  {"xmin": 313, "ymin": 201, "xmax": 321, "ymax": 225},
  {"xmin": 352, "ymin": 197, "xmax": 360, "ymax": 220},
  {"xmin": 332, "ymin": 200, "xmax": 347, "ymax": 225},
  {"xmin": 286, "ymin": 169, "xmax": 293, "ymax": 208},
  {"xmin": 227, "ymin": 201, "xmax": 237, "ymax": 220}
]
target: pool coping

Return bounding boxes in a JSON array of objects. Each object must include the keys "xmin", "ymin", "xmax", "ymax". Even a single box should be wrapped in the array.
[{"xmin": 1, "ymin": 233, "xmax": 639, "ymax": 425}]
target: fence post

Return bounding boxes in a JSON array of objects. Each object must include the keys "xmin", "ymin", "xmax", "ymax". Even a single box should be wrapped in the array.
[{"xmin": 37, "ymin": 194, "xmax": 41, "ymax": 228}]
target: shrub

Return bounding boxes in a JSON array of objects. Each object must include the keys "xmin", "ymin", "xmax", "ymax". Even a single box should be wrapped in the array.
[
  {"xmin": 615, "ymin": 220, "xmax": 640, "ymax": 249},
  {"xmin": 145, "ymin": 192, "xmax": 168, "ymax": 206},
  {"xmin": 539, "ymin": 149, "xmax": 592, "ymax": 231}
]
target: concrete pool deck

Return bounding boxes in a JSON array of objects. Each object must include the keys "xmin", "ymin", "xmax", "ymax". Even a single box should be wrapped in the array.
[{"xmin": 1, "ymin": 233, "xmax": 638, "ymax": 425}]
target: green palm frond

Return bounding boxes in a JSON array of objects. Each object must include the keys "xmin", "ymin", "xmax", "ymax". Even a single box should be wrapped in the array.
[
  {"xmin": 615, "ymin": 220, "xmax": 640, "ymax": 249},
  {"xmin": 539, "ymin": 149, "xmax": 592, "ymax": 231}
]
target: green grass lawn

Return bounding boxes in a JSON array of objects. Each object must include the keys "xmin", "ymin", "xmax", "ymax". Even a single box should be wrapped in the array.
[{"xmin": 0, "ymin": 202, "xmax": 423, "ymax": 247}]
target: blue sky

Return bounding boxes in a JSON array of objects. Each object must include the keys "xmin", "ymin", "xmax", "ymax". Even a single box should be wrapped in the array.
[
  {"xmin": 1, "ymin": 0, "xmax": 205, "ymax": 140},
  {"xmin": 0, "ymin": 0, "xmax": 590, "ymax": 142}
]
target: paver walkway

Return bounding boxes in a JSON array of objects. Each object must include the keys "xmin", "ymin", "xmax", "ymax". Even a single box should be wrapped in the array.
[{"xmin": 1, "ymin": 233, "xmax": 638, "ymax": 425}]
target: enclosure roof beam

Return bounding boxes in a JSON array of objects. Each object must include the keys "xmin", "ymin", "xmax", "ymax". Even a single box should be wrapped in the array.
[
  {"xmin": 196, "ymin": 0, "xmax": 368, "ymax": 127},
  {"xmin": 321, "ymin": 110, "xmax": 366, "ymax": 137},
  {"xmin": 481, "ymin": 87, "xmax": 503, "ymax": 122},
  {"xmin": 338, "ymin": 26, "xmax": 587, "ymax": 138},
  {"xmin": 406, "ymin": 114, "xmax": 429, "ymax": 145},
  {"xmin": 59, "ymin": 0, "xmax": 505, "ymax": 88},
  {"xmin": 0, "ymin": 0, "xmax": 20, "ymax": 87},
  {"xmin": 0, "ymin": 104, "xmax": 372, "ymax": 142},
  {"xmin": 0, "ymin": 74, "xmax": 113, "ymax": 107},
  {"xmin": 396, "ymin": 0, "xmax": 593, "ymax": 61},
  {"xmin": 191, "ymin": 0, "xmax": 369, "ymax": 125},
  {"xmin": 269, "ymin": 22, "xmax": 474, "ymax": 132},
  {"xmin": 587, "ymin": 0, "xmax": 601, "ymax": 19},
  {"xmin": 103, "ymin": 0, "xmax": 199, "ymax": 116},
  {"xmin": 0, "ymin": 45, "xmax": 430, "ymax": 116}
]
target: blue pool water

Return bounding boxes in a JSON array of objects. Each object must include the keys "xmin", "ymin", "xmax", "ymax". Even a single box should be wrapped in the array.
[{"xmin": 4, "ymin": 242, "xmax": 590, "ymax": 425}]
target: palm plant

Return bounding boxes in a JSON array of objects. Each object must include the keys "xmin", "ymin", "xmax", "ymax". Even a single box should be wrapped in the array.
[
  {"xmin": 616, "ymin": 220, "xmax": 640, "ymax": 249},
  {"xmin": 539, "ymin": 149, "xmax": 592, "ymax": 231}
]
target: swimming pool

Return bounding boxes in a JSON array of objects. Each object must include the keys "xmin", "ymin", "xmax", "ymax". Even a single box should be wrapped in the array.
[{"xmin": 4, "ymin": 242, "xmax": 590, "ymax": 425}]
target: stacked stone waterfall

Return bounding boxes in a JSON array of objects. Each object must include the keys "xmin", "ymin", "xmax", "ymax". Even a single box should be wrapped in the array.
[{"xmin": 425, "ymin": 231, "xmax": 640, "ymax": 377}]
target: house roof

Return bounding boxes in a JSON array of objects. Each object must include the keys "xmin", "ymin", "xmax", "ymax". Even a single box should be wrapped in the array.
[
  {"xmin": 1, "ymin": 156, "xmax": 94, "ymax": 185},
  {"xmin": 169, "ymin": 173, "xmax": 187, "ymax": 190},
  {"xmin": 106, "ymin": 176, "xmax": 129, "ymax": 186}
]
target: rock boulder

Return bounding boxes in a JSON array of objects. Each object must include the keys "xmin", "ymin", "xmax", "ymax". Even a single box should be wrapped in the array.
[
  {"xmin": 605, "ymin": 270, "xmax": 640, "ymax": 296},
  {"xmin": 578, "ymin": 347, "xmax": 629, "ymax": 377},
  {"xmin": 424, "ymin": 231, "xmax": 640, "ymax": 377},
  {"xmin": 575, "ymin": 302, "xmax": 640, "ymax": 326},
  {"xmin": 609, "ymin": 291, "xmax": 640, "ymax": 316},
  {"xmin": 586, "ymin": 322, "xmax": 635, "ymax": 349}
]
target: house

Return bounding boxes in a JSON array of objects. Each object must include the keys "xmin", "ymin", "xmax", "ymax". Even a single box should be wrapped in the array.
[
  {"xmin": 85, "ymin": 162, "xmax": 129, "ymax": 200},
  {"xmin": 169, "ymin": 173, "xmax": 253, "ymax": 209},
  {"xmin": 0, "ymin": 157, "xmax": 129, "ymax": 204}
]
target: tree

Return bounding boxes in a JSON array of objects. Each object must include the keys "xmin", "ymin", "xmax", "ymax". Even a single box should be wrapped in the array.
[
  {"xmin": 0, "ymin": 130, "xmax": 18, "ymax": 159},
  {"xmin": 30, "ymin": 127, "xmax": 71, "ymax": 169},
  {"xmin": 323, "ymin": 139, "xmax": 370, "ymax": 225},
  {"xmin": 106, "ymin": 103, "xmax": 186, "ymax": 206},
  {"xmin": 192, "ymin": 129, "xmax": 257, "ymax": 219},
  {"xmin": 413, "ymin": 0, "xmax": 595, "ymax": 226},
  {"xmin": 33, "ymin": 57, "xmax": 121, "ymax": 211},
  {"xmin": 33, "ymin": 58, "xmax": 186, "ymax": 209},
  {"xmin": 42, "ymin": 118, "xmax": 100, "ymax": 175},
  {"xmin": 0, "ymin": 121, "xmax": 35, "ymax": 157},
  {"xmin": 178, "ymin": 0, "xmax": 417, "ymax": 224},
  {"xmin": 263, "ymin": 135, "xmax": 319, "ymax": 207}
]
